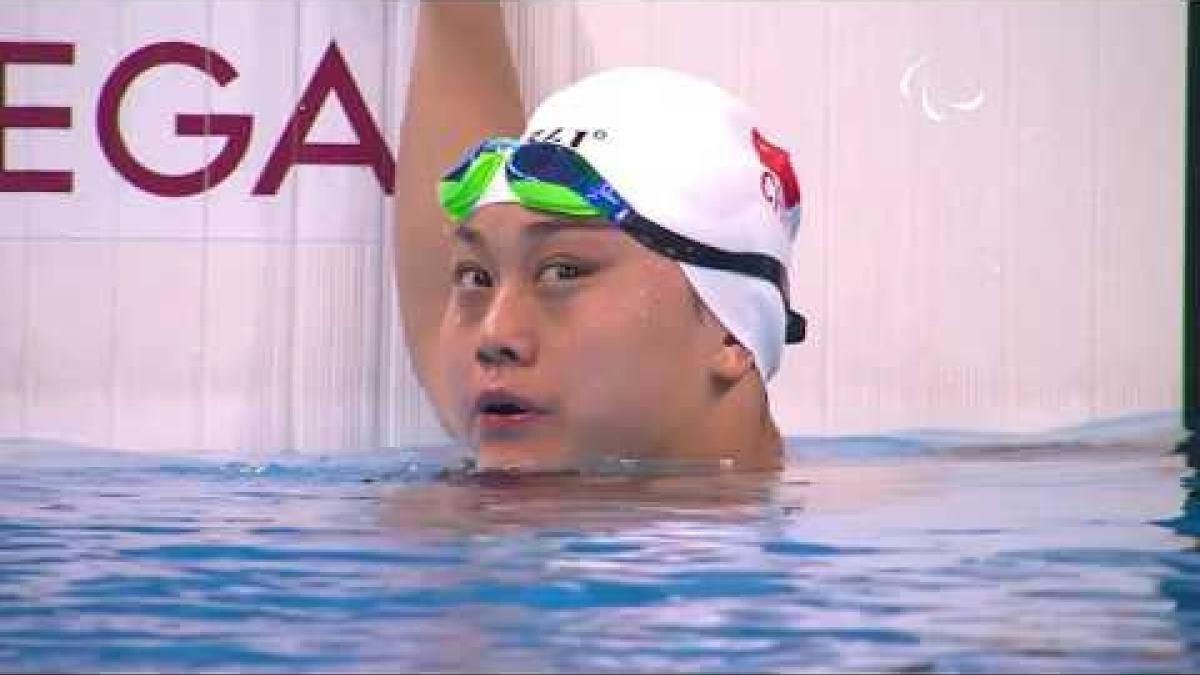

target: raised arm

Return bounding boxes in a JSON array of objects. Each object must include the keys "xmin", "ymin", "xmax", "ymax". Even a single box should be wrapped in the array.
[{"xmin": 393, "ymin": 2, "xmax": 525, "ymax": 397}]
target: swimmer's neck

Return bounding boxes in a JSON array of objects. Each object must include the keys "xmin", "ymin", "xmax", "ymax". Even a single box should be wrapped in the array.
[
  {"xmin": 673, "ymin": 407, "xmax": 783, "ymax": 472},
  {"xmin": 472, "ymin": 408, "xmax": 783, "ymax": 474},
  {"xmin": 672, "ymin": 368, "xmax": 784, "ymax": 471}
]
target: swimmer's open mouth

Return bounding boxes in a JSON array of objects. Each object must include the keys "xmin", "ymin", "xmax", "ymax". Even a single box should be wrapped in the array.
[
  {"xmin": 474, "ymin": 390, "xmax": 547, "ymax": 422},
  {"xmin": 482, "ymin": 401, "xmax": 528, "ymax": 415}
]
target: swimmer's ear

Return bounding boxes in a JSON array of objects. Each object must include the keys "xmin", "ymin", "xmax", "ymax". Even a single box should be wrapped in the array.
[{"xmin": 711, "ymin": 332, "xmax": 755, "ymax": 384}]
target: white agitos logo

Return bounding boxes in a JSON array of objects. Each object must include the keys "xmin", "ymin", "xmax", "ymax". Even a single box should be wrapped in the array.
[{"xmin": 900, "ymin": 55, "xmax": 986, "ymax": 123}]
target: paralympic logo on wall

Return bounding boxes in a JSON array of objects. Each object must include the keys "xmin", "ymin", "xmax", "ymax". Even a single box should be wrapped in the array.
[{"xmin": 0, "ymin": 40, "xmax": 395, "ymax": 197}]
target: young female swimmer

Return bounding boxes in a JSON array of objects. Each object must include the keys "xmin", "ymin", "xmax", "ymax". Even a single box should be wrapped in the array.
[{"xmin": 394, "ymin": 3, "xmax": 805, "ymax": 474}]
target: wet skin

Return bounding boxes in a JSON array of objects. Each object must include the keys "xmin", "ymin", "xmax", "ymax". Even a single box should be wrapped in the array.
[{"xmin": 434, "ymin": 202, "xmax": 735, "ymax": 471}]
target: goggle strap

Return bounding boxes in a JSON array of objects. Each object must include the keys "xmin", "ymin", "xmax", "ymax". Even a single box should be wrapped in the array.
[
  {"xmin": 619, "ymin": 211, "xmax": 807, "ymax": 344},
  {"xmin": 508, "ymin": 179, "xmax": 605, "ymax": 218},
  {"xmin": 785, "ymin": 311, "xmax": 807, "ymax": 344},
  {"xmin": 437, "ymin": 138, "xmax": 809, "ymax": 344}
]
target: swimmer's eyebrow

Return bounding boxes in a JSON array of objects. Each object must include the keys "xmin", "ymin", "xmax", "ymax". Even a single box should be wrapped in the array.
[
  {"xmin": 522, "ymin": 218, "xmax": 612, "ymax": 241},
  {"xmin": 452, "ymin": 224, "xmax": 482, "ymax": 245},
  {"xmin": 453, "ymin": 218, "xmax": 614, "ymax": 247}
]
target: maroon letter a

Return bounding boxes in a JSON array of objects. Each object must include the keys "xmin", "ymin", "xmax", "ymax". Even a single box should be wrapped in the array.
[{"xmin": 253, "ymin": 41, "xmax": 395, "ymax": 195}]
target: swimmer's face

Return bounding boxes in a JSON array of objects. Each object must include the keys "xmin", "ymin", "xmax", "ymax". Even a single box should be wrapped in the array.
[{"xmin": 435, "ymin": 202, "xmax": 728, "ymax": 470}]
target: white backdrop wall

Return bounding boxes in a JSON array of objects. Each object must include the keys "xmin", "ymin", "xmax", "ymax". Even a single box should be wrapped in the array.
[{"xmin": 0, "ymin": 1, "xmax": 1186, "ymax": 453}]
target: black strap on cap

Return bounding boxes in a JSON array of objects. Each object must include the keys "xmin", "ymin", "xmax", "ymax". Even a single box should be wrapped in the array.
[{"xmin": 619, "ymin": 211, "xmax": 807, "ymax": 344}]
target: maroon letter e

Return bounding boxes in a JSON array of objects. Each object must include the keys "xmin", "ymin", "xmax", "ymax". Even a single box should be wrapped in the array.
[
  {"xmin": 0, "ymin": 42, "xmax": 74, "ymax": 193},
  {"xmin": 97, "ymin": 42, "xmax": 251, "ymax": 197}
]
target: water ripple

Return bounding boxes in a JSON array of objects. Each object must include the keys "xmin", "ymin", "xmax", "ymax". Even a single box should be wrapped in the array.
[{"xmin": 0, "ymin": 438, "xmax": 1195, "ymax": 672}]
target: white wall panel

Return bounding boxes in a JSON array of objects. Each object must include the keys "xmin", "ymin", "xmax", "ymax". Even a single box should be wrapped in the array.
[
  {"xmin": 23, "ymin": 243, "xmax": 118, "ymax": 445},
  {"xmin": 0, "ymin": 0, "xmax": 425, "ymax": 452},
  {"xmin": 0, "ymin": 1, "xmax": 1186, "ymax": 453},
  {"xmin": 0, "ymin": 244, "xmax": 28, "ymax": 433},
  {"xmin": 1092, "ymin": 1, "xmax": 1184, "ymax": 420},
  {"xmin": 201, "ymin": 242, "xmax": 291, "ymax": 451},
  {"xmin": 908, "ymin": 1, "xmax": 1010, "ymax": 430},
  {"xmin": 821, "ymin": 2, "xmax": 923, "ymax": 432},
  {"xmin": 111, "ymin": 242, "xmax": 206, "ymax": 448},
  {"xmin": 506, "ymin": 0, "xmax": 1184, "ymax": 436},
  {"xmin": 1005, "ymin": 1, "xmax": 1096, "ymax": 429}
]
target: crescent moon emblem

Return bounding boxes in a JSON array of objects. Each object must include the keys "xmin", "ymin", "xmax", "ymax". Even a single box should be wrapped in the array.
[
  {"xmin": 919, "ymin": 86, "xmax": 947, "ymax": 123},
  {"xmin": 903, "ymin": 55, "xmax": 986, "ymax": 122},
  {"xmin": 948, "ymin": 90, "xmax": 986, "ymax": 111},
  {"xmin": 899, "ymin": 55, "xmax": 929, "ymax": 100}
]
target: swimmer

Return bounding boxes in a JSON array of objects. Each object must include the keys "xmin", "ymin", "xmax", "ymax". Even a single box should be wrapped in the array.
[{"xmin": 394, "ymin": 3, "xmax": 805, "ymax": 474}]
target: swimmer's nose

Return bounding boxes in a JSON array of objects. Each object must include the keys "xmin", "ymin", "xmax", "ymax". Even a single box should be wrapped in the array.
[{"xmin": 476, "ymin": 286, "xmax": 536, "ymax": 368}]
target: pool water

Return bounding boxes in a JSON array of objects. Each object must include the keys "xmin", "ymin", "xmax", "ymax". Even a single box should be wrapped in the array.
[{"xmin": 2, "ymin": 420, "xmax": 1198, "ymax": 672}]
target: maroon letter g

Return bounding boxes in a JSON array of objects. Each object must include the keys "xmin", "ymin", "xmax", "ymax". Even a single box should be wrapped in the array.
[{"xmin": 97, "ymin": 42, "xmax": 251, "ymax": 197}]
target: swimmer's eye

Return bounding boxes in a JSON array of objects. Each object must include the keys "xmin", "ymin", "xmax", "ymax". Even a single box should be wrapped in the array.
[
  {"xmin": 536, "ymin": 261, "xmax": 586, "ymax": 283},
  {"xmin": 452, "ymin": 262, "xmax": 492, "ymax": 289}
]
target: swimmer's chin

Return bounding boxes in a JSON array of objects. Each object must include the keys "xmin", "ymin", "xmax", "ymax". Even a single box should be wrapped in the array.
[
  {"xmin": 433, "ymin": 453, "xmax": 584, "ymax": 486},
  {"xmin": 473, "ymin": 450, "xmax": 580, "ymax": 474},
  {"xmin": 454, "ymin": 446, "xmax": 780, "ymax": 479},
  {"xmin": 457, "ymin": 431, "xmax": 784, "ymax": 476}
]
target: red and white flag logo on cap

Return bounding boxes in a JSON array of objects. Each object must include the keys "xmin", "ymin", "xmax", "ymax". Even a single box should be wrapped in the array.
[{"xmin": 751, "ymin": 129, "xmax": 802, "ymax": 237}]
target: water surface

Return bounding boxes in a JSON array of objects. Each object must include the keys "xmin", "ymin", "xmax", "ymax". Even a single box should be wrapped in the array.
[{"xmin": 1, "ymin": 417, "xmax": 1197, "ymax": 672}]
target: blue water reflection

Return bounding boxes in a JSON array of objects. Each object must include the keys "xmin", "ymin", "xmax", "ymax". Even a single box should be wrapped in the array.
[{"xmin": 1, "ymin": 417, "xmax": 1196, "ymax": 672}]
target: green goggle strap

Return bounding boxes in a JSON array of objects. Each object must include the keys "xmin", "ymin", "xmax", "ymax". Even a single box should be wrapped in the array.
[
  {"xmin": 438, "ymin": 150, "xmax": 505, "ymax": 222},
  {"xmin": 507, "ymin": 179, "xmax": 603, "ymax": 219},
  {"xmin": 438, "ymin": 151, "xmax": 604, "ymax": 223}
]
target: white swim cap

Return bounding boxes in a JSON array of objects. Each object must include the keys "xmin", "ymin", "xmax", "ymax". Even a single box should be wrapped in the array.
[{"xmin": 473, "ymin": 66, "xmax": 804, "ymax": 381}]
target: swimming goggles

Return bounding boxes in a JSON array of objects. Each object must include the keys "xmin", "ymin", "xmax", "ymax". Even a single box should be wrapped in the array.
[{"xmin": 438, "ymin": 138, "xmax": 806, "ymax": 344}]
